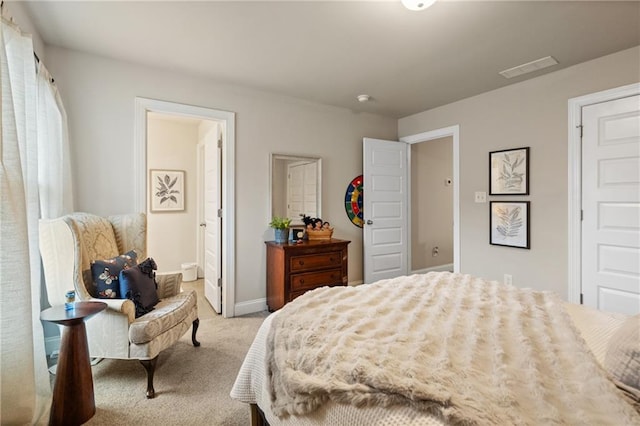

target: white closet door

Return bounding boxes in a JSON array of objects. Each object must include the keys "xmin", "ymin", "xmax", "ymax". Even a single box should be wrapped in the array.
[{"xmin": 582, "ymin": 94, "xmax": 640, "ymax": 315}]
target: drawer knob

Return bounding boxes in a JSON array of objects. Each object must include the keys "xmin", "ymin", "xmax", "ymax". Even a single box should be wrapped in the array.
[
  {"xmin": 329, "ymin": 257, "xmax": 335, "ymax": 262},
  {"xmin": 299, "ymin": 279, "xmax": 304, "ymax": 284},
  {"xmin": 299, "ymin": 260, "xmax": 304, "ymax": 266}
]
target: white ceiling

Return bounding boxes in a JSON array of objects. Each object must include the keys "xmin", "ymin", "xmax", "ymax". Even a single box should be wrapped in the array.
[{"xmin": 21, "ymin": 1, "xmax": 640, "ymax": 118}]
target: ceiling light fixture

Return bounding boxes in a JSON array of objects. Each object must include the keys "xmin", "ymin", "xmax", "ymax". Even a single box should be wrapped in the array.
[
  {"xmin": 401, "ymin": 0, "xmax": 436, "ymax": 11},
  {"xmin": 357, "ymin": 94, "xmax": 371, "ymax": 103}
]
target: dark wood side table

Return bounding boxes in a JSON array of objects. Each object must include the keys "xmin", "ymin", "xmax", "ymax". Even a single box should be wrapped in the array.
[{"xmin": 41, "ymin": 301, "xmax": 107, "ymax": 426}]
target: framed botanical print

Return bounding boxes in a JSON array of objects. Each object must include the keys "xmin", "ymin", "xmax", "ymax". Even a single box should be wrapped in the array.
[
  {"xmin": 489, "ymin": 147, "xmax": 529, "ymax": 195},
  {"xmin": 150, "ymin": 169, "xmax": 185, "ymax": 212},
  {"xmin": 490, "ymin": 201, "xmax": 530, "ymax": 249}
]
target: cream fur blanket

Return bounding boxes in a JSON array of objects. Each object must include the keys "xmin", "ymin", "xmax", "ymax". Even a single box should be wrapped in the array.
[{"xmin": 267, "ymin": 272, "xmax": 639, "ymax": 425}]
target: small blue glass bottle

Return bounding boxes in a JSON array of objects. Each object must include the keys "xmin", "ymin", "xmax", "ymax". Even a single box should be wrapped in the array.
[{"xmin": 65, "ymin": 290, "xmax": 75, "ymax": 310}]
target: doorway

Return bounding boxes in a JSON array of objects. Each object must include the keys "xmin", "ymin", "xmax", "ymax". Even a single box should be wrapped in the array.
[
  {"xmin": 362, "ymin": 125, "xmax": 460, "ymax": 283},
  {"xmin": 410, "ymin": 136, "xmax": 454, "ymax": 274},
  {"xmin": 134, "ymin": 98, "xmax": 237, "ymax": 317}
]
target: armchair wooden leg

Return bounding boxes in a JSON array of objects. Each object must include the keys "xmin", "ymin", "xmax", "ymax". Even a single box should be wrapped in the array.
[
  {"xmin": 192, "ymin": 318, "xmax": 201, "ymax": 347},
  {"xmin": 140, "ymin": 357, "xmax": 158, "ymax": 399}
]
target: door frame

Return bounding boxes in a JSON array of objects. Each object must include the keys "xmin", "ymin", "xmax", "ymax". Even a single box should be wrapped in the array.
[
  {"xmin": 401, "ymin": 125, "xmax": 460, "ymax": 273},
  {"xmin": 567, "ymin": 82, "xmax": 640, "ymax": 304},
  {"xmin": 134, "ymin": 97, "xmax": 237, "ymax": 317}
]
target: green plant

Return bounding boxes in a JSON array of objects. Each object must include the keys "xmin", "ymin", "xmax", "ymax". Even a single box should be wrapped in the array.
[{"xmin": 269, "ymin": 216, "xmax": 291, "ymax": 229}]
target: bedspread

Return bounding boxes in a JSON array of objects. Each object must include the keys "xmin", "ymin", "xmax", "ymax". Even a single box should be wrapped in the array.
[{"xmin": 266, "ymin": 272, "xmax": 639, "ymax": 425}]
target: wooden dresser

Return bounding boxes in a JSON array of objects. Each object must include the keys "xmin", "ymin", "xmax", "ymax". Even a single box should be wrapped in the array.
[{"xmin": 266, "ymin": 239, "xmax": 350, "ymax": 311}]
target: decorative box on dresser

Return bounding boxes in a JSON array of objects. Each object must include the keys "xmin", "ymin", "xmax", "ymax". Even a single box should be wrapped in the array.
[{"xmin": 266, "ymin": 239, "xmax": 350, "ymax": 311}]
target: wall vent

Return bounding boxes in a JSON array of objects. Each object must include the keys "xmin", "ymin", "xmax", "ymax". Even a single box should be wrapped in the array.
[{"xmin": 499, "ymin": 56, "xmax": 559, "ymax": 79}]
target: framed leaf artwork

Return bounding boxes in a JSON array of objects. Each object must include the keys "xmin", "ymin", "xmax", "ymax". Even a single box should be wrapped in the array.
[
  {"xmin": 490, "ymin": 201, "xmax": 530, "ymax": 249},
  {"xmin": 150, "ymin": 169, "xmax": 185, "ymax": 212},
  {"xmin": 489, "ymin": 147, "xmax": 529, "ymax": 195}
]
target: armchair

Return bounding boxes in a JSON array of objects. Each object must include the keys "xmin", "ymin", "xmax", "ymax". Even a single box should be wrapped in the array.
[{"xmin": 39, "ymin": 212, "xmax": 200, "ymax": 398}]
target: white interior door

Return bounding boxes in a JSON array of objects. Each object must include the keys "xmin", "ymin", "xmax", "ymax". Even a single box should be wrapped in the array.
[
  {"xmin": 203, "ymin": 134, "xmax": 222, "ymax": 313},
  {"xmin": 287, "ymin": 163, "xmax": 304, "ymax": 220},
  {"xmin": 582, "ymin": 94, "xmax": 640, "ymax": 315},
  {"xmin": 303, "ymin": 161, "xmax": 318, "ymax": 217},
  {"xmin": 363, "ymin": 138, "xmax": 408, "ymax": 284}
]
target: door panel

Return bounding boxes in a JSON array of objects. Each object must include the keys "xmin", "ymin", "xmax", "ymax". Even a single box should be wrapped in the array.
[
  {"xmin": 582, "ymin": 94, "xmax": 640, "ymax": 315},
  {"xmin": 287, "ymin": 162, "xmax": 318, "ymax": 220},
  {"xmin": 363, "ymin": 138, "xmax": 408, "ymax": 283},
  {"xmin": 203, "ymin": 135, "xmax": 222, "ymax": 313},
  {"xmin": 287, "ymin": 164, "xmax": 304, "ymax": 220}
]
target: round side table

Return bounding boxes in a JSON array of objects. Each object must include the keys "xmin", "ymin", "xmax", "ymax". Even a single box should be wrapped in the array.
[{"xmin": 41, "ymin": 301, "xmax": 107, "ymax": 426}]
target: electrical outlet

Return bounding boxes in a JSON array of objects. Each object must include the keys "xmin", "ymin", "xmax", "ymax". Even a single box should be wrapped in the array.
[
  {"xmin": 432, "ymin": 246, "xmax": 439, "ymax": 257},
  {"xmin": 474, "ymin": 191, "xmax": 487, "ymax": 203},
  {"xmin": 504, "ymin": 274, "xmax": 513, "ymax": 286}
]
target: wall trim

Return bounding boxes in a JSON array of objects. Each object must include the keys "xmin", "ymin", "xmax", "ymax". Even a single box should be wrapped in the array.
[
  {"xmin": 45, "ymin": 336, "xmax": 60, "ymax": 356},
  {"xmin": 400, "ymin": 125, "xmax": 461, "ymax": 273},
  {"xmin": 567, "ymin": 82, "xmax": 640, "ymax": 304},
  {"xmin": 411, "ymin": 263, "xmax": 454, "ymax": 275},
  {"xmin": 134, "ymin": 97, "xmax": 237, "ymax": 317},
  {"xmin": 234, "ymin": 298, "xmax": 267, "ymax": 317}
]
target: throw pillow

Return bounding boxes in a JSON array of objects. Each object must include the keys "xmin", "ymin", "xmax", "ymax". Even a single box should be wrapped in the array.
[
  {"xmin": 605, "ymin": 314, "xmax": 640, "ymax": 399},
  {"xmin": 119, "ymin": 257, "xmax": 159, "ymax": 318},
  {"xmin": 91, "ymin": 250, "xmax": 138, "ymax": 299}
]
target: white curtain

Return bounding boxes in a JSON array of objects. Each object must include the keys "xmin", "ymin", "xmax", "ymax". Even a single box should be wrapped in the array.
[
  {"xmin": 37, "ymin": 62, "xmax": 73, "ymax": 219},
  {"xmin": 1, "ymin": 18, "xmax": 52, "ymax": 425}
]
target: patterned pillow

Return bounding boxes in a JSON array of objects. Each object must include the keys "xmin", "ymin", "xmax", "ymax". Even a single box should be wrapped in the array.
[
  {"xmin": 119, "ymin": 257, "xmax": 159, "ymax": 318},
  {"xmin": 90, "ymin": 250, "xmax": 138, "ymax": 299},
  {"xmin": 605, "ymin": 315, "xmax": 640, "ymax": 396}
]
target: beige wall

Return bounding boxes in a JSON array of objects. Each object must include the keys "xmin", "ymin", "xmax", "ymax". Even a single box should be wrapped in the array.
[
  {"xmin": 146, "ymin": 117, "xmax": 200, "ymax": 272},
  {"xmin": 399, "ymin": 46, "xmax": 640, "ymax": 297},
  {"xmin": 411, "ymin": 137, "xmax": 453, "ymax": 271},
  {"xmin": 4, "ymin": 2, "xmax": 46, "ymax": 61},
  {"xmin": 44, "ymin": 46, "xmax": 397, "ymax": 308}
]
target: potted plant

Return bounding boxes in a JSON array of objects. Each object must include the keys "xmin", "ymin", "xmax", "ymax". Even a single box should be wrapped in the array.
[{"xmin": 269, "ymin": 216, "xmax": 292, "ymax": 243}]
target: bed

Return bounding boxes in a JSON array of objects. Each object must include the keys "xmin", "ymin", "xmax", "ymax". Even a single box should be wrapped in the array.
[{"xmin": 231, "ymin": 272, "xmax": 639, "ymax": 425}]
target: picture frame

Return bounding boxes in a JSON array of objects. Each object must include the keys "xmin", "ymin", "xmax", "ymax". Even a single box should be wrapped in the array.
[
  {"xmin": 490, "ymin": 201, "xmax": 530, "ymax": 249},
  {"xmin": 489, "ymin": 147, "xmax": 529, "ymax": 195},
  {"xmin": 150, "ymin": 169, "xmax": 185, "ymax": 212},
  {"xmin": 290, "ymin": 227, "xmax": 306, "ymax": 241}
]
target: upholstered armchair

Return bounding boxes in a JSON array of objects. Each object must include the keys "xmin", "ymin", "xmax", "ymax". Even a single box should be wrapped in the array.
[{"xmin": 39, "ymin": 212, "xmax": 200, "ymax": 398}]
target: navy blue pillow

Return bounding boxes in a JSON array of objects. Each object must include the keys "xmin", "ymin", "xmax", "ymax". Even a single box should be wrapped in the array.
[
  {"xmin": 119, "ymin": 258, "xmax": 159, "ymax": 318},
  {"xmin": 91, "ymin": 250, "xmax": 137, "ymax": 298}
]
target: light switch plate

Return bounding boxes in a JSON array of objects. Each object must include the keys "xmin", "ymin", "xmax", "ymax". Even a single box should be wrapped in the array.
[{"xmin": 474, "ymin": 191, "xmax": 487, "ymax": 203}]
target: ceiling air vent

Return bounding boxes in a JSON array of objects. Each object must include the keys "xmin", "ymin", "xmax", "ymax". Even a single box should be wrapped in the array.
[{"xmin": 499, "ymin": 56, "xmax": 559, "ymax": 79}]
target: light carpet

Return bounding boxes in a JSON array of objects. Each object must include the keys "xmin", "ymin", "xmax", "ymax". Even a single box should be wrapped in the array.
[{"xmin": 79, "ymin": 280, "xmax": 268, "ymax": 425}]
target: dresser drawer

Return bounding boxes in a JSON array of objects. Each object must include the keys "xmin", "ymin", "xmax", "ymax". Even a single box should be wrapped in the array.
[
  {"xmin": 288, "ymin": 290, "xmax": 306, "ymax": 303},
  {"xmin": 290, "ymin": 252, "xmax": 342, "ymax": 272},
  {"xmin": 290, "ymin": 268, "xmax": 343, "ymax": 291},
  {"xmin": 288, "ymin": 282, "xmax": 345, "ymax": 303}
]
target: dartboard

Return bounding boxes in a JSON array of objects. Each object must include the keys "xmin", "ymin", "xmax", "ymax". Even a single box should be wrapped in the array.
[{"xmin": 344, "ymin": 175, "xmax": 364, "ymax": 228}]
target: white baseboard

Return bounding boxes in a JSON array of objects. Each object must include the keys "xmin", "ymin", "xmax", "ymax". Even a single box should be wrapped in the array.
[
  {"xmin": 411, "ymin": 263, "xmax": 454, "ymax": 275},
  {"xmin": 234, "ymin": 298, "xmax": 267, "ymax": 316},
  {"xmin": 45, "ymin": 336, "xmax": 60, "ymax": 356}
]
